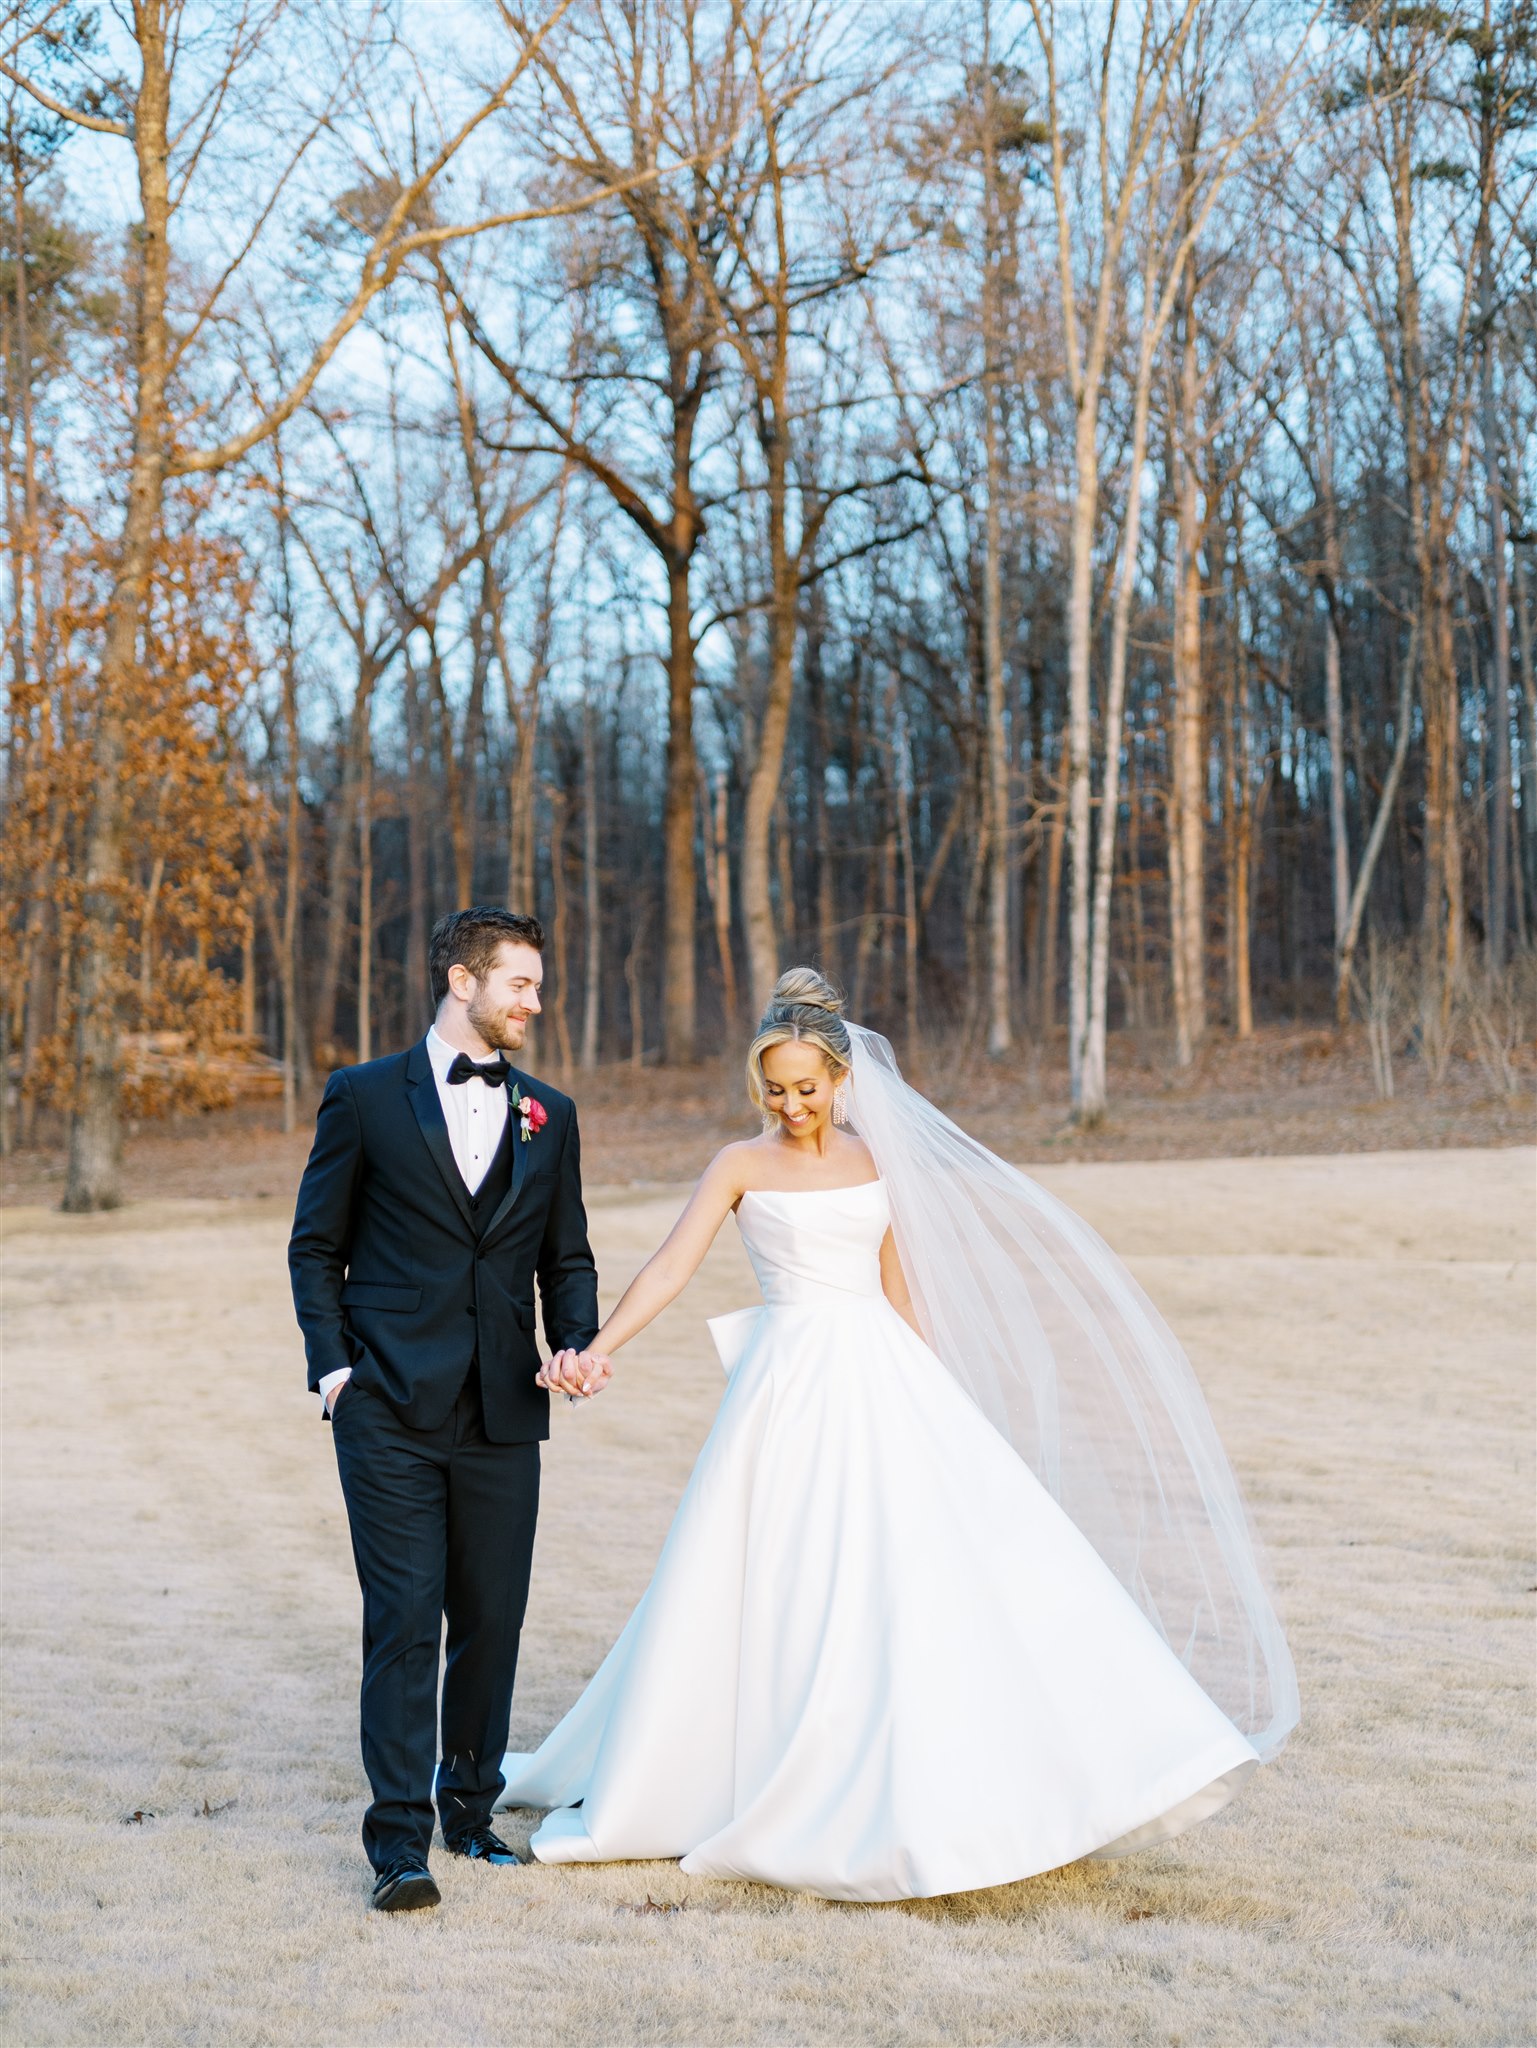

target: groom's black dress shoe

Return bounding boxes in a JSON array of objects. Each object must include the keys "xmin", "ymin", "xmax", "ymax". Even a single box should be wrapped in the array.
[
  {"xmin": 372, "ymin": 1863, "xmax": 441, "ymax": 1912},
  {"xmin": 445, "ymin": 1825, "xmax": 524, "ymax": 1866}
]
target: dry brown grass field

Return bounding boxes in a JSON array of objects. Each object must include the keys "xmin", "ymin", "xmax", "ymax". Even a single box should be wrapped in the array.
[{"xmin": 2, "ymin": 1146, "xmax": 1534, "ymax": 2047}]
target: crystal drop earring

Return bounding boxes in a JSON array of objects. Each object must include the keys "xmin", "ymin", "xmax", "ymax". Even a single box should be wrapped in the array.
[{"xmin": 832, "ymin": 1080, "xmax": 849, "ymax": 1127}]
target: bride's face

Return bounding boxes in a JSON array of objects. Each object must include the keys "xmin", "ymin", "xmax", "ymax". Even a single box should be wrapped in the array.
[{"xmin": 759, "ymin": 1040, "xmax": 843, "ymax": 1138}]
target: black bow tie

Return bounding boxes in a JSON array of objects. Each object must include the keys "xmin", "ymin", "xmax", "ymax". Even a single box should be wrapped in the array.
[{"xmin": 445, "ymin": 1052, "xmax": 511, "ymax": 1087}]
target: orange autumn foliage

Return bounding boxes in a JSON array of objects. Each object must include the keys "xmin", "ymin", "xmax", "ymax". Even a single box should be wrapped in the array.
[{"xmin": 4, "ymin": 526, "xmax": 267, "ymax": 1119}]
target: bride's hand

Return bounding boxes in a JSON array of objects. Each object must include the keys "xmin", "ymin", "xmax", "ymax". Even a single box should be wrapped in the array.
[
  {"xmin": 538, "ymin": 1347, "xmax": 613, "ymax": 1399},
  {"xmin": 573, "ymin": 1349, "xmax": 613, "ymax": 1397}
]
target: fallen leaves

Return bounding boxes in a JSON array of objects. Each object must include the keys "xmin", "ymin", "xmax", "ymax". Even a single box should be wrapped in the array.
[{"xmin": 120, "ymin": 1794, "xmax": 238, "ymax": 1825}]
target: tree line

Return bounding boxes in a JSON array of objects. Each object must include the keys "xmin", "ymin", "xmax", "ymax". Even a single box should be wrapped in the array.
[{"xmin": 2, "ymin": 0, "xmax": 1533, "ymax": 1209}]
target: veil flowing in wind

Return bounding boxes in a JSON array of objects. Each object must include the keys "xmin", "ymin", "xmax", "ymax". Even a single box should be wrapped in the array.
[{"xmin": 845, "ymin": 1023, "xmax": 1299, "ymax": 1760}]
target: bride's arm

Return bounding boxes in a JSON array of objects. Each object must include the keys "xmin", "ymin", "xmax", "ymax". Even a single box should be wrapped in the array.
[
  {"xmin": 879, "ymin": 1228, "xmax": 925, "ymax": 1340},
  {"xmin": 540, "ymin": 1147, "xmax": 749, "ymax": 1386}
]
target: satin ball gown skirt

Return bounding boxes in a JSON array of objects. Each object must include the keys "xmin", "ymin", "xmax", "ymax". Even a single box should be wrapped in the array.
[{"xmin": 498, "ymin": 1182, "xmax": 1260, "ymax": 1903}]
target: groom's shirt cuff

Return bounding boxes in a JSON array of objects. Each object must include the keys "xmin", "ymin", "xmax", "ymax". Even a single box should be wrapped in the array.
[{"xmin": 318, "ymin": 1368, "xmax": 351, "ymax": 1401}]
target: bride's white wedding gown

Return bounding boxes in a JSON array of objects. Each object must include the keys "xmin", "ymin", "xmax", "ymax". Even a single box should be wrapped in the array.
[{"xmin": 496, "ymin": 1179, "xmax": 1260, "ymax": 1902}]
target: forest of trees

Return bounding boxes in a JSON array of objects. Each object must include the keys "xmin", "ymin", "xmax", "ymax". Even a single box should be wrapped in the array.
[{"xmin": 2, "ymin": 0, "xmax": 1533, "ymax": 1209}]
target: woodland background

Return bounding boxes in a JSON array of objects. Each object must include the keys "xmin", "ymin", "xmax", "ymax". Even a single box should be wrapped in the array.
[
  {"xmin": 2, "ymin": 14, "xmax": 1532, "ymax": 2038},
  {"xmin": 2, "ymin": 0, "xmax": 1534, "ymax": 1212}
]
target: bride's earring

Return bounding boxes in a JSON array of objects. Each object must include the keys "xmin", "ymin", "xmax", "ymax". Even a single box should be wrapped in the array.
[
  {"xmin": 833, "ymin": 1080, "xmax": 849, "ymax": 1126},
  {"xmin": 761, "ymin": 1108, "xmax": 778, "ymax": 1135}
]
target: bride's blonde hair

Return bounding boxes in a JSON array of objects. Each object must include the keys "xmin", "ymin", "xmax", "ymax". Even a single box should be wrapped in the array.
[{"xmin": 745, "ymin": 967, "xmax": 852, "ymax": 1118}]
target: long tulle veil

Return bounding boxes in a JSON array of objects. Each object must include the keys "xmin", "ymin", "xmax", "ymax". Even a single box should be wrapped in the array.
[{"xmin": 846, "ymin": 1022, "xmax": 1299, "ymax": 1759}]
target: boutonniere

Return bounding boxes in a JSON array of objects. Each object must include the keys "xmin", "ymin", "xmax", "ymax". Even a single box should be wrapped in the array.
[{"xmin": 510, "ymin": 1082, "xmax": 547, "ymax": 1144}]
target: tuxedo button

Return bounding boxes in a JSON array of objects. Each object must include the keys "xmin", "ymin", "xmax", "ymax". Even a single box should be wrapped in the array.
[{"xmin": 466, "ymin": 1304, "xmax": 477, "ymax": 1317}]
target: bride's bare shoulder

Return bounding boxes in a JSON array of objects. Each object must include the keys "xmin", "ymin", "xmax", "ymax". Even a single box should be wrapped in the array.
[
  {"xmin": 838, "ymin": 1134, "xmax": 878, "ymax": 1175},
  {"xmin": 699, "ymin": 1137, "xmax": 772, "ymax": 1195},
  {"xmin": 700, "ymin": 1136, "xmax": 780, "ymax": 1206}
]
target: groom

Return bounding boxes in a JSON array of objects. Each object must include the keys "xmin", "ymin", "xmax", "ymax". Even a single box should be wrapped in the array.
[{"xmin": 289, "ymin": 907, "xmax": 608, "ymax": 1912}]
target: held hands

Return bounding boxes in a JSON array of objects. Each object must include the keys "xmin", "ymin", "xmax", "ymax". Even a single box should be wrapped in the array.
[{"xmin": 537, "ymin": 1347, "xmax": 613, "ymax": 1401}]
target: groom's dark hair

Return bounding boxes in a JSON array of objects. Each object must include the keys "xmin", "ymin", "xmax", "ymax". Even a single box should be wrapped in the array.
[{"xmin": 430, "ymin": 907, "xmax": 544, "ymax": 1006}]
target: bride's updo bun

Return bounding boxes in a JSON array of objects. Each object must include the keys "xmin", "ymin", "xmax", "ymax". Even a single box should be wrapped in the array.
[
  {"xmin": 746, "ymin": 966, "xmax": 852, "ymax": 1118},
  {"xmin": 766, "ymin": 965, "xmax": 845, "ymax": 1020}
]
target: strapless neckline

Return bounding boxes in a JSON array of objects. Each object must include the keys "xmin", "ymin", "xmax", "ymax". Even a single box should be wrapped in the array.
[{"xmin": 740, "ymin": 1178, "xmax": 884, "ymax": 1206}]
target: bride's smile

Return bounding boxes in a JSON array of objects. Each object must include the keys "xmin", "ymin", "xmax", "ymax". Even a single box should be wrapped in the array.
[{"xmin": 759, "ymin": 1041, "xmax": 840, "ymax": 1144}]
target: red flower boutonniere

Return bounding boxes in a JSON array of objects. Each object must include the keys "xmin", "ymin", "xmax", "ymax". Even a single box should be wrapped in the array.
[{"xmin": 512, "ymin": 1084, "xmax": 547, "ymax": 1144}]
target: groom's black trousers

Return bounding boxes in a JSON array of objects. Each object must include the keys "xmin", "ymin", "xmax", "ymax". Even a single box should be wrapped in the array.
[{"xmin": 331, "ymin": 1366, "xmax": 539, "ymax": 1873}]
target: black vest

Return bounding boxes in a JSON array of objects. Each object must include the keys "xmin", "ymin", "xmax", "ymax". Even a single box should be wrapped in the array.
[
  {"xmin": 458, "ymin": 1115, "xmax": 515, "ymax": 1402},
  {"xmin": 467, "ymin": 1113, "xmax": 514, "ymax": 1238}
]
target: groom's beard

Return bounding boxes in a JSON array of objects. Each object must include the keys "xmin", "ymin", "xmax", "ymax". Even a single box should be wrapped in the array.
[{"xmin": 467, "ymin": 993, "xmax": 528, "ymax": 1053}]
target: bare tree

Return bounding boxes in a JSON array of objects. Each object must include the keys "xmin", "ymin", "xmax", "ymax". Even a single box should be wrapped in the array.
[{"xmin": 0, "ymin": 0, "xmax": 613, "ymax": 1204}]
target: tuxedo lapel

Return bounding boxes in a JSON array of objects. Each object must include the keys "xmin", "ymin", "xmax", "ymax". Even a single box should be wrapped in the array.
[
  {"xmin": 404, "ymin": 1038, "xmax": 476, "ymax": 1233},
  {"xmin": 478, "ymin": 1071, "xmax": 536, "ymax": 1246}
]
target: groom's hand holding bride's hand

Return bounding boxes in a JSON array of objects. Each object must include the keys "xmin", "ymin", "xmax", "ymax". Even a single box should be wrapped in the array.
[{"xmin": 538, "ymin": 1347, "xmax": 613, "ymax": 1399}]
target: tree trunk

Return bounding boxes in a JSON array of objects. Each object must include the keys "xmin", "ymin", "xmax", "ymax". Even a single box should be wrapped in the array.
[
  {"xmin": 980, "ymin": 15, "xmax": 1011, "ymax": 1056},
  {"xmin": 64, "ymin": 12, "xmax": 173, "ymax": 1211},
  {"xmin": 314, "ymin": 662, "xmax": 375, "ymax": 1060},
  {"xmin": 580, "ymin": 686, "xmax": 601, "ymax": 1069},
  {"xmin": 883, "ymin": 677, "xmax": 922, "ymax": 1070},
  {"xmin": 662, "ymin": 550, "xmax": 697, "ymax": 1062},
  {"xmin": 1514, "ymin": 546, "xmax": 1537, "ymax": 930},
  {"xmin": 1080, "ymin": 252, "xmax": 1158, "ymax": 1119},
  {"xmin": 426, "ymin": 646, "xmax": 473, "ymax": 909},
  {"xmin": 1168, "ymin": 260, "xmax": 1206, "ymax": 1066},
  {"xmin": 1232, "ymin": 715, "xmax": 1255, "ymax": 1040},
  {"xmin": 804, "ymin": 588, "xmax": 836, "ymax": 975},
  {"xmin": 740, "ymin": 422, "xmax": 798, "ymax": 1016},
  {"xmin": 1319, "ymin": 467, "xmax": 1352, "ymax": 1021},
  {"xmin": 1064, "ymin": 413, "xmax": 1098, "ymax": 1096},
  {"xmin": 1338, "ymin": 624, "xmax": 1419, "ymax": 1000},
  {"xmin": 547, "ymin": 789, "xmax": 574, "ymax": 1078},
  {"xmin": 624, "ymin": 908, "xmax": 647, "ymax": 1068},
  {"xmin": 462, "ymin": 558, "xmax": 491, "ymax": 899},
  {"xmin": 1039, "ymin": 743, "xmax": 1067, "ymax": 1038},
  {"xmin": 709, "ymin": 771, "xmax": 738, "ymax": 1036},
  {"xmin": 17, "ymin": 886, "xmax": 52, "ymax": 1145},
  {"xmin": 269, "ymin": 444, "xmax": 308, "ymax": 1129},
  {"xmin": 356, "ymin": 715, "xmax": 373, "ymax": 1062},
  {"xmin": 1478, "ymin": 157, "xmax": 1512, "ymax": 970},
  {"xmin": 506, "ymin": 727, "xmax": 537, "ymax": 909},
  {"xmin": 241, "ymin": 922, "xmax": 256, "ymax": 1039},
  {"xmin": 1388, "ymin": 97, "xmax": 1460, "ymax": 1025},
  {"xmin": 404, "ymin": 659, "xmax": 430, "ymax": 1037},
  {"xmin": 774, "ymin": 793, "xmax": 797, "ymax": 952}
]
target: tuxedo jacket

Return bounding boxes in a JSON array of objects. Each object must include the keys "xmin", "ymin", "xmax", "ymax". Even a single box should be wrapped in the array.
[{"xmin": 288, "ymin": 1039, "xmax": 599, "ymax": 1443}]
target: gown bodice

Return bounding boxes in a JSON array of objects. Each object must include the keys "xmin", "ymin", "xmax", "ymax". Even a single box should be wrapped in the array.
[{"xmin": 734, "ymin": 1179, "xmax": 890, "ymax": 1307}]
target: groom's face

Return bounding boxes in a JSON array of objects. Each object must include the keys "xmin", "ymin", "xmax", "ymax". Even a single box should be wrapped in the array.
[{"xmin": 464, "ymin": 941, "xmax": 543, "ymax": 1052}]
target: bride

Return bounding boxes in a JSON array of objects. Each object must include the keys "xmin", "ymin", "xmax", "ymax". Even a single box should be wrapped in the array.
[{"xmin": 505, "ymin": 968, "xmax": 1298, "ymax": 1903}]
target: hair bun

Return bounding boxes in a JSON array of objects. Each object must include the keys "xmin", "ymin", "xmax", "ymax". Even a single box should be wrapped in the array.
[{"xmin": 767, "ymin": 966, "xmax": 845, "ymax": 1018}]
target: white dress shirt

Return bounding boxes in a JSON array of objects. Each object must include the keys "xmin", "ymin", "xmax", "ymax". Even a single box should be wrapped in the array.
[
  {"xmin": 319, "ymin": 1027, "xmax": 512, "ymax": 1405},
  {"xmin": 423, "ymin": 1023, "xmax": 511, "ymax": 1193}
]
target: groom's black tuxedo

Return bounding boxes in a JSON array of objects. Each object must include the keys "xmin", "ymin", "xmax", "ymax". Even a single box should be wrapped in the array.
[
  {"xmin": 289, "ymin": 1037, "xmax": 599, "ymax": 1876},
  {"xmin": 290, "ymin": 1037, "xmax": 598, "ymax": 1439}
]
